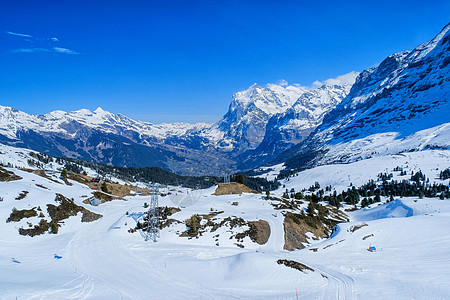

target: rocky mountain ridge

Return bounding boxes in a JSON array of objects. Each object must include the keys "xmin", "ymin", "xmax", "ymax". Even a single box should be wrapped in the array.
[
  {"xmin": 279, "ymin": 22, "xmax": 450, "ymax": 169},
  {"xmin": 0, "ymin": 80, "xmax": 349, "ymax": 174}
]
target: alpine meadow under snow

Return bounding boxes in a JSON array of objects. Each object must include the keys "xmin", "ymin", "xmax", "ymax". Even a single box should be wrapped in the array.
[{"xmin": 1, "ymin": 19, "xmax": 450, "ymax": 300}]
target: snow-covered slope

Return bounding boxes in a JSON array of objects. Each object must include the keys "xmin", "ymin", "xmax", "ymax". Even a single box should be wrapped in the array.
[
  {"xmin": 280, "ymin": 22, "xmax": 450, "ymax": 169},
  {"xmin": 278, "ymin": 150, "xmax": 450, "ymax": 195},
  {"xmin": 1, "ymin": 145, "xmax": 449, "ymax": 299}
]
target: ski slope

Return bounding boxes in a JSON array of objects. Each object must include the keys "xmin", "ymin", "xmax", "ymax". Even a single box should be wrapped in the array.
[{"xmin": 1, "ymin": 149, "xmax": 450, "ymax": 299}]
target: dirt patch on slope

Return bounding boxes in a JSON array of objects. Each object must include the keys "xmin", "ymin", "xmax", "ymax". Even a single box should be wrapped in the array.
[
  {"xmin": 68, "ymin": 173, "xmax": 150, "ymax": 197},
  {"xmin": 93, "ymin": 191, "xmax": 123, "ymax": 202},
  {"xmin": 177, "ymin": 214, "xmax": 270, "ymax": 246},
  {"xmin": 0, "ymin": 167, "xmax": 22, "ymax": 182},
  {"xmin": 7, "ymin": 207, "xmax": 37, "ymax": 222},
  {"xmin": 277, "ymin": 259, "xmax": 314, "ymax": 273},
  {"xmin": 248, "ymin": 220, "xmax": 270, "ymax": 245},
  {"xmin": 349, "ymin": 223, "xmax": 368, "ymax": 233},
  {"xmin": 25, "ymin": 169, "xmax": 62, "ymax": 184},
  {"xmin": 81, "ymin": 209, "xmax": 102, "ymax": 222},
  {"xmin": 213, "ymin": 182, "xmax": 256, "ymax": 195},
  {"xmin": 19, "ymin": 194, "xmax": 102, "ymax": 237},
  {"xmin": 102, "ymin": 182, "xmax": 150, "ymax": 197},
  {"xmin": 283, "ymin": 212, "xmax": 335, "ymax": 251},
  {"xmin": 15, "ymin": 191, "xmax": 29, "ymax": 200},
  {"xmin": 83, "ymin": 191, "xmax": 124, "ymax": 205}
]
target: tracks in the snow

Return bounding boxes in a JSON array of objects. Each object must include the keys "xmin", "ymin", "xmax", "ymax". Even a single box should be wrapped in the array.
[{"xmin": 314, "ymin": 264, "xmax": 356, "ymax": 300}]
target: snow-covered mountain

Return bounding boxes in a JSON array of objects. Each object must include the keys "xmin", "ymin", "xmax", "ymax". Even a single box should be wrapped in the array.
[
  {"xmin": 238, "ymin": 83, "xmax": 353, "ymax": 169},
  {"xmin": 218, "ymin": 83, "xmax": 306, "ymax": 152},
  {"xmin": 0, "ymin": 80, "xmax": 350, "ymax": 174},
  {"xmin": 0, "ymin": 105, "xmax": 232, "ymax": 175},
  {"xmin": 0, "ymin": 105, "xmax": 223, "ymax": 143},
  {"xmin": 279, "ymin": 22, "xmax": 450, "ymax": 169},
  {"xmin": 7, "ymin": 22, "xmax": 447, "ymax": 175}
]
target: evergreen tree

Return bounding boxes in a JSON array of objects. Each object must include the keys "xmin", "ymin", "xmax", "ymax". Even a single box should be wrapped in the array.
[
  {"xmin": 306, "ymin": 202, "xmax": 315, "ymax": 216},
  {"xmin": 101, "ymin": 182, "xmax": 108, "ymax": 193},
  {"xmin": 235, "ymin": 174, "xmax": 245, "ymax": 184},
  {"xmin": 374, "ymin": 194, "xmax": 381, "ymax": 203}
]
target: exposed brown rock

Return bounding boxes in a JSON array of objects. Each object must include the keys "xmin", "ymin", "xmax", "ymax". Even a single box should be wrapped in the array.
[
  {"xmin": 277, "ymin": 259, "xmax": 314, "ymax": 273},
  {"xmin": 67, "ymin": 172, "xmax": 151, "ymax": 197},
  {"xmin": 213, "ymin": 182, "xmax": 256, "ymax": 195},
  {"xmin": 0, "ymin": 167, "xmax": 22, "ymax": 182},
  {"xmin": 248, "ymin": 220, "xmax": 270, "ymax": 245},
  {"xmin": 283, "ymin": 212, "xmax": 333, "ymax": 251}
]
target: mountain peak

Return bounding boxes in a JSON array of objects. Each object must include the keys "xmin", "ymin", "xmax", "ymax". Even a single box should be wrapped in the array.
[{"xmin": 94, "ymin": 107, "xmax": 106, "ymax": 114}]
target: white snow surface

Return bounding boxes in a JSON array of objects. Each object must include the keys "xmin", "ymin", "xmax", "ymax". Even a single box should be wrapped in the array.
[
  {"xmin": 1, "ymin": 145, "xmax": 450, "ymax": 299},
  {"xmin": 278, "ymin": 149, "xmax": 450, "ymax": 195},
  {"xmin": 232, "ymin": 83, "xmax": 306, "ymax": 116},
  {"xmin": 317, "ymin": 122, "xmax": 450, "ymax": 166}
]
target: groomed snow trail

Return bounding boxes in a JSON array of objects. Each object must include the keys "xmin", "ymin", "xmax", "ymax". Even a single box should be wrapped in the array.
[{"xmin": 63, "ymin": 204, "xmax": 217, "ymax": 299}]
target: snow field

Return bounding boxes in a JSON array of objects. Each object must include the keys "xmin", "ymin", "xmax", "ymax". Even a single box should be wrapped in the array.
[{"xmin": 0, "ymin": 149, "xmax": 449, "ymax": 299}]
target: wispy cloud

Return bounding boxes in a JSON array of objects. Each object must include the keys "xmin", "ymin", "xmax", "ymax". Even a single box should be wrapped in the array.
[
  {"xmin": 267, "ymin": 71, "xmax": 360, "ymax": 91},
  {"xmin": 268, "ymin": 79, "xmax": 309, "ymax": 90},
  {"xmin": 6, "ymin": 31, "xmax": 32, "ymax": 38},
  {"xmin": 312, "ymin": 71, "xmax": 360, "ymax": 88},
  {"xmin": 6, "ymin": 31, "xmax": 80, "ymax": 55},
  {"xmin": 277, "ymin": 79, "xmax": 289, "ymax": 87},
  {"xmin": 12, "ymin": 48, "xmax": 50, "ymax": 53},
  {"xmin": 12, "ymin": 47, "xmax": 80, "ymax": 55},
  {"xmin": 53, "ymin": 47, "xmax": 80, "ymax": 55}
]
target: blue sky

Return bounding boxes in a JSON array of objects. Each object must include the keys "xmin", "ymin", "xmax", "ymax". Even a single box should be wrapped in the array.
[{"xmin": 1, "ymin": 1, "xmax": 449, "ymax": 124}]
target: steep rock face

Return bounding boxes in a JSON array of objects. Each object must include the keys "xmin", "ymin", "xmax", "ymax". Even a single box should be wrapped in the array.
[
  {"xmin": 218, "ymin": 83, "xmax": 306, "ymax": 152},
  {"xmin": 280, "ymin": 22, "xmax": 450, "ymax": 169},
  {"xmin": 264, "ymin": 85, "xmax": 350, "ymax": 151},
  {"xmin": 237, "ymin": 84, "xmax": 352, "ymax": 169}
]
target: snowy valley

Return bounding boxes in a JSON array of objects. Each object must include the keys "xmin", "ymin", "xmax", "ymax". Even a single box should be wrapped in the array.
[{"xmin": 1, "ymin": 142, "xmax": 450, "ymax": 299}]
